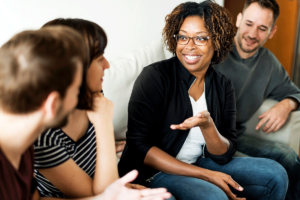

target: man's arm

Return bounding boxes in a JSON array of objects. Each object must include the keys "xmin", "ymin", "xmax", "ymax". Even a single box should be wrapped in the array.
[
  {"xmin": 256, "ymin": 98, "xmax": 299, "ymax": 133},
  {"xmin": 256, "ymin": 55, "xmax": 300, "ymax": 133}
]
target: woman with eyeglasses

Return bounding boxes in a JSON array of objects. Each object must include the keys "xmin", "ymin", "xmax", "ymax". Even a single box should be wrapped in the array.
[{"xmin": 118, "ymin": 1, "xmax": 288, "ymax": 200}]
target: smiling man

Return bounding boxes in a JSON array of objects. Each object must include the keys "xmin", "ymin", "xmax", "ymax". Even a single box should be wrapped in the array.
[{"xmin": 213, "ymin": 0, "xmax": 300, "ymax": 199}]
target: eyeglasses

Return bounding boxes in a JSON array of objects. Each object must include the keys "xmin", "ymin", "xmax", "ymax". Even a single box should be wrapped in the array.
[{"xmin": 173, "ymin": 34, "xmax": 210, "ymax": 46}]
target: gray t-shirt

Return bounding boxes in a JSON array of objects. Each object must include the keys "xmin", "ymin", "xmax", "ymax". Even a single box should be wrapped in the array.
[{"xmin": 213, "ymin": 45, "xmax": 300, "ymax": 135}]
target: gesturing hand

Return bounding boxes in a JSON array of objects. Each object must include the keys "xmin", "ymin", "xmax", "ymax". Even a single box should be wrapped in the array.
[
  {"xmin": 256, "ymin": 99, "xmax": 293, "ymax": 133},
  {"xmin": 206, "ymin": 170, "xmax": 246, "ymax": 200},
  {"xmin": 101, "ymin": 170, "xmax": 171, "ymax": 200},
  {"xmin": 170, "ymin": 111, "xmax": 211, "ymax": 130},
  {"xmin": 125, "ymin": 183, "xmax": 147, "ymax": 190}
]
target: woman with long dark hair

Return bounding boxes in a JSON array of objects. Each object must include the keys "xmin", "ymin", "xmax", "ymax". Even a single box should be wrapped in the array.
[{"xmin": 33, "ymin": 18, "xmax": 171, "ymax": 200}]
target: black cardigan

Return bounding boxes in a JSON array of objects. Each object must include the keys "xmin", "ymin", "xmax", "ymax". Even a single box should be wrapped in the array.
[{"xmin": 118, "ymin": 57, "xmax": 237, "ymax": 184}]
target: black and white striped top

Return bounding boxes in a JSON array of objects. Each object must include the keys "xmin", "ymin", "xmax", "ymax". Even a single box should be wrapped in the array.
[{"xmin": 34, "ymin": 122, "xmax": 96, "ymax": 197}]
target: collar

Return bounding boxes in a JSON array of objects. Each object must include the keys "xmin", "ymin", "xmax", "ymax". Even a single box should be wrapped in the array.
[
  {"xmin": 232, "ymin": 44, "xmax": 259, "ymax": 62},
  {"xmin": 176, "ymin": 56, "xmax": 213, "ymax": 88}
]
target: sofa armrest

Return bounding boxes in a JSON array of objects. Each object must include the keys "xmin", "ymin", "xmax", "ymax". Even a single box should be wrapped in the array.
[{"xmin": 242, "ymin": 99, "xmax": 300, "ymax": 154}]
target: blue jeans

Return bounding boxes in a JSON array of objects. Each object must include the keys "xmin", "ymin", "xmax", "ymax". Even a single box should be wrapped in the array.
[
  {"xmin": 237, "ymin": 134, "xmax": 300, "ymax": 200},
  {"xmin": 146, "ymin": 157, "xmax": 288, "ymax": 200}
]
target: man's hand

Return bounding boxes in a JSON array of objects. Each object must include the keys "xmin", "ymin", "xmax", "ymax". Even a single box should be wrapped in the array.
[
  {"xmin": 256, "ymin": 98, "xmax": 298, "ymax": 133},
  {"xmin": 205, "ymin": 170, "xmax": 245, "ymax": 200},
  {"xmin": 170, "ymin": 111, "xmax": 211, "ymax": 130},
  {"xmin": 125, "ymin": 183, "xmax": 147, "ymax": 190},
  {"xmin": 101, "ymin": 170, "xmax": 171, "ymax": 200}
]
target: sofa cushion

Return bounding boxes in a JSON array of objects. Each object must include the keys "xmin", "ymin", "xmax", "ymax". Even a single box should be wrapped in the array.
[
  {"xmin": 103, "ymin": 40, "xmax": 169, "ymax": 140},
  {"xmin": 243, "ymin": 99, "xmax": 300, "ymax": 153}
]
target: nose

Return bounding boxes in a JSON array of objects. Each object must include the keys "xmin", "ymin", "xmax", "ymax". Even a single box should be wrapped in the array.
[
  {"xmin": 103, "ymin": 57, "xmax": 110, "ymax": 70},
  {"xmin": 185, "ymin": 37, "xmax": 196, "ymax": 50},
  {"xmin": 248, "ymin": 26, "xmax": 257, "ymax": 39}
]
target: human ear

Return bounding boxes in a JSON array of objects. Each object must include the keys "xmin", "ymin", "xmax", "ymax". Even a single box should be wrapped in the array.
[
  {"xmin": 236, "ymin": 13, "xmax": 242, "ymax": 28},
  {"xmin": 43, "ymin": 91, "xmax": 61, "ymax": 120},
  {"xmin": 268, "ymin": 25, "xmax": 277, "ymax": 39}
]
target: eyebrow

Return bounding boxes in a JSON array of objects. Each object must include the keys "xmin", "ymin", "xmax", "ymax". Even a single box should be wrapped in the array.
[
  {"xmin": 246, "ymin": 20, "xmax": 268, "ymax": 29},
  {"xmin": 179, "ymin": 30, "xmax": 207, "ymax": 34}
]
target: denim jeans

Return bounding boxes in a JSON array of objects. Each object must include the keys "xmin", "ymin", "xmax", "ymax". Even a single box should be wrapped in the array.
[
  {"xmin": 237, "ymin": 134, "xmax": 300, "ymax": 200},
  {"xmin": 145, "ymin": 157, "xmax": 288, "ymax": 200}
]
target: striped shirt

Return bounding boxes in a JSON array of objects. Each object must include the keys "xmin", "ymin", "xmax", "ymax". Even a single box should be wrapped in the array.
[{"xmin": 34, "ymin": 122, "xmax": 96, "ymax": 197}]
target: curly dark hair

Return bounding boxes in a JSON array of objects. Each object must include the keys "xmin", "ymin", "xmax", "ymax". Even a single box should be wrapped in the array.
[{"xmin": 162, "ymin": 0, "xmax": 235, "ymax": 64}]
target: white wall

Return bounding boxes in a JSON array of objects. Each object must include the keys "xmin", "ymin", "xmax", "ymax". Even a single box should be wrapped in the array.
[{"xmin": 0, "ymin": 0, "xmax": 224, "ymax": 61}]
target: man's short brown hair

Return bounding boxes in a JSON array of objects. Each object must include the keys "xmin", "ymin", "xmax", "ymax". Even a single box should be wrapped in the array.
[
  {"xmin": 243, "ymin": 0, "xmax": 280, "ymax": 26},
  {"xmin": 0, "ymin": 26, "xmax": 88, "ymax": 114}
]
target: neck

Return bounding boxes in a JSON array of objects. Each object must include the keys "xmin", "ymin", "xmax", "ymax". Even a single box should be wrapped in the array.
[
  {"xmin": 190, "ymin": 64, "xmax": 209, "ymax": 83},
  {"xmin": 234, "ymin": 36, "xmax": 257, "ymax": 59},
  {"xmin": 61, "ymin": 109, "xmax": 88, "ymax": 142},
  {"xmin": 0, "ymin": 110, "xmax": 44, "ymax": 162}
]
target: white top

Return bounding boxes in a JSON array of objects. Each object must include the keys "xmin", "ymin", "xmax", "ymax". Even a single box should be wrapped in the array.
[{"xmin": 176, "ymin": 82, "xmax": 207, "ymax": 164}]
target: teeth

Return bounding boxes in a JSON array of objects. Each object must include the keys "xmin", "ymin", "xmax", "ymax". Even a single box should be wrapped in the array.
[{"xmin": 185, "ymin": 55, "xmax": 200, "ymax": 60}]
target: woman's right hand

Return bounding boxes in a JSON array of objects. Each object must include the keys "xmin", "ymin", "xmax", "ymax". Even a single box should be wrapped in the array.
[
  {"xmin": 87, "ymin": 92, "xmax": 114, "ymax": 125},
  {"xmin": 205, "ymin": 170, "xmax": 246, "ymax": 200}
]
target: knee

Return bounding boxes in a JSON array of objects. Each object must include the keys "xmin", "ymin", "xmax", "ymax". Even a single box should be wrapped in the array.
[
  {"xmin": 278, "ymin": 145, "xmax": 299, "ymax": 167},
  {"xmin": 265, "ymin": 159, "xmax": 288, "ymax": 192},
  {"xmin": 166, "ymin": 195, "xmax": 176, "ymax": 200}
]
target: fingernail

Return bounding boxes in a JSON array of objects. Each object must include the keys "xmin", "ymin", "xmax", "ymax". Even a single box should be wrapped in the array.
[
  {"xmin": 239, "ymin": 186, "xmax": 243, "ymax": 190},
  {"xmin": 255, "ymin": 127, "xmax": 258, "ymax": 130}
]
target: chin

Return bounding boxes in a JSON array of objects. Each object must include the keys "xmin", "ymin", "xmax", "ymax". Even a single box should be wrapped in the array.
[{"xmin": 51, "ymin": 116, "xmax": 69, "ymax": 129}]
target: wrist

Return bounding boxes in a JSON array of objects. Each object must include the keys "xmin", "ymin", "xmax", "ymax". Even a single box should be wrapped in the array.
[
  {"xmin": 93, "ymin": 119, "xmax": 114, "ymax": 130},
  {"xmin": 283, "ymin": 98, "xmax": 297, "ymax": 112},
  {"xmin": 199, "ymin": 117, "xmax": 214, "ymax": 130},
  {"xmin": 197, "ymin": 168, "xmax": 213, "ymax": 182}
]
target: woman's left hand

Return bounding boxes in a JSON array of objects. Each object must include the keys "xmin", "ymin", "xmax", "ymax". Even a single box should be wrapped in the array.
[{"xmin": 170, "ymin": 111, "xmax": 211, "ymax": 130}]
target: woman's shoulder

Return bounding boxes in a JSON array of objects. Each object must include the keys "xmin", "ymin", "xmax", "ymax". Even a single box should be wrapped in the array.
[
  {"xmin": 135, "ymin": 57, "xmax": 177, "ymax": 85},
  {"xmin": 142, "ymin": 56, "xmax": 176, "ymax": 75},
  {"xmin": 210, "ymin": 66, "xmax": 234, "ymax": 88},
  {"xmin": 34, "ymin": 128, "xmax": 67, "ymax": 147}
]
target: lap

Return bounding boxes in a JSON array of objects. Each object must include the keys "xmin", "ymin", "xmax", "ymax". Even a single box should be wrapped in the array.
[
  {"xmin": 146, "ymin": 157, "xmax": 288, "ymax": 200},
  {"xmin": 237, "ymin": 134, "xmax": 299, "ymax": 168},
  {"xmin": 196, "ymin": 156, "xmax": 288, "ymax": 199},
  {"xmin": 146, "ymin": 172, "xmax": 227, "ymax": 200}
]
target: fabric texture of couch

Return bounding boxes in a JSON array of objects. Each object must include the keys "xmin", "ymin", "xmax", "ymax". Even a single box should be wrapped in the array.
[{"xmin": 243, "ymin": 99, "xmax": 300, "ymax": 154}]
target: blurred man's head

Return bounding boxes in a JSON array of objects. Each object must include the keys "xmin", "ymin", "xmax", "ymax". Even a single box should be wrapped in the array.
[
  {"xmin": 0, "ymin": 26, "xmax": 88, "ymax": 127},
  {"xmin": 235, "ymin": 0, "xmax": 279, "ymax": 58}
]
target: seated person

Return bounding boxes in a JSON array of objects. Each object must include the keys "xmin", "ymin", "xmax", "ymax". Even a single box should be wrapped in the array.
[
  {"xmin": 0, "ymin": 26, "xmax": 170, "ymax": 200},
  {"xmin": 118, "ymin": 1, "xmax": 288, "ymax": 200},
  {"xmin": 33, "ymin": 18, "xmax": 170, "ymax": 199},
  {"xmin": 213, "ymin": 0, "xmax": 300, "ymax": 199}
]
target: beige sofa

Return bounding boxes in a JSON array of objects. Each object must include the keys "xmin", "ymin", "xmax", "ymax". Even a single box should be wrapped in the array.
[
  {"xmin": 243, "ymin": 99, "xmax": 300, "ymax": 155},
  {"xmin": 103, "ymin": 39, "xmax": 300, "ymax": 156}
]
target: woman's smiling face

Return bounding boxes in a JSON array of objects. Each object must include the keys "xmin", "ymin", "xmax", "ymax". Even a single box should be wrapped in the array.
[{"xmin": 176, "ymin": 16, "xmax": 215, "ymax": 73}]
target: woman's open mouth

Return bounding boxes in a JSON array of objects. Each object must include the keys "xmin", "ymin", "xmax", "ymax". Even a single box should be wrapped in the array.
[{"xmin": 184, "ymin": 54, "xmax": 201, "ymax": 64}]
